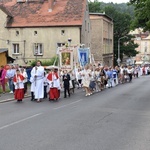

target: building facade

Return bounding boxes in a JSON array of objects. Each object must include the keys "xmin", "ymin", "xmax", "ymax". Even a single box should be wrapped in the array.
[
  {"xmin": 90, "ymin": 13, "xmax": 114, "ymax": 66},
  {"xmin": 130, "ymin": 28, "xmax": 150, "ymax": 65},
  {"xmin": 0, "ymin": 0, "xmax": 90, "ymax": 66}
]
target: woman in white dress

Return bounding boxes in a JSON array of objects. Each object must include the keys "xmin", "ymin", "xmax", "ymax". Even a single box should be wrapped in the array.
[{"xmin": 81, "ymin": 65, "xmax": 92, "ymax": 96}]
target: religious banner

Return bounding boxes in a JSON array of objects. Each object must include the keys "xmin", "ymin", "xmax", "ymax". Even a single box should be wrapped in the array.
[
  {"xmin": 78, "ymin": 48, "xmax": 90, "ymax": 67},
  {"xmin": 58, "ymin": 46, "xmax": 74, "ymax": 71}
]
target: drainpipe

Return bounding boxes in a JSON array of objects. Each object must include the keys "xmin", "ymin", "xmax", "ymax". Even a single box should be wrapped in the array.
[{"xmin": 23, "ymin": 40, "xmax": 28, "ymax": 64}]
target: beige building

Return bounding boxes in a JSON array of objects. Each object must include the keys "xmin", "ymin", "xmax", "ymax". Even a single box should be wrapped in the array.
[
  {"xmin": 90, "ymin": 13, "xmax": 114, "ymax": 66},
  {"xmin": 0, "ymin": 0, "xmax": 90, "ymax": 66},
  {"xmin": 130, "ymin": 29, "xmax": 150, "ymax": 64},
  {"xmin": 135, "ymin": 35, "xmax": 150, "ymax": 64}
]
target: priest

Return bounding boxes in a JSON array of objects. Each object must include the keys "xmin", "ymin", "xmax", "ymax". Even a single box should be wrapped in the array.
[{"xmin": 31, "ymin": 61, "xmax": 44, "ymax": 102}]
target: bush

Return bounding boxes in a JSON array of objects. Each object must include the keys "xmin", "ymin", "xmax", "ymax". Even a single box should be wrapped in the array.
[{"xmin": 30, "ymin": 56, "xmax": 59, "ymax": 67}]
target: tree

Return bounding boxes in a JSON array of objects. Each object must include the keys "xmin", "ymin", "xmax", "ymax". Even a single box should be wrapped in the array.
[
  {"xmin": 104, "ymin": 6, "xmax": 139, "ymax": 65},
  {"xmin": 119, "ymin": 35, "xmax": 139, "ymax": 58},
  {"xmin": 100, "ymin": 2, "xmax": 135, "ymax": 18},
  {"xmin": 129, "ymin": 0, "xmax": 150, "ymax": 31},
  {"xmin": 88, "ymin": 0, "xmax": 102, "ymax": 13},
  {"xmin": 88, "ymin": 2, "xmax": 138, "ymax": 65}
]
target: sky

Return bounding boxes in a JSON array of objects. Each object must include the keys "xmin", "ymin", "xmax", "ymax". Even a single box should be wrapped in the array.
[{"xmin": 90, "ymin": 0, "xmax": 129, "ymax": 3}]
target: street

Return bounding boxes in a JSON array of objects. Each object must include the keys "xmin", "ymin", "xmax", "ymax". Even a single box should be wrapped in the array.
[{"xmin": 0, "ymin": 76, "xmax": 150, "ymax": 150}]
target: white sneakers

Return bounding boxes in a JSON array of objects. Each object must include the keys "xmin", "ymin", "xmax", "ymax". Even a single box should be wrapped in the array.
[{"xmin": 9, "ymin": 91, "xmax": 13, "ymax": 93}]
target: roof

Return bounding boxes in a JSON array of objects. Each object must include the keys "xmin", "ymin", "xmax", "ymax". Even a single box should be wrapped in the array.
[
  {"xmin": 0, "ymin": 5, "xmax": 12, "ymax": 16},
  {"xmin": 0, "ymin": 48, "xmax": 8, "ymax": 53},
  {"xmin": 89, "ymin": 13, "xmax": 113, "ymax": 22},
  {"xmin": 143, "ymin": 35, "xmax": 150, "ymax": 40},
  {"xmin": 0, "ymin": 0, "xmax": 86, "ymax": 28}
]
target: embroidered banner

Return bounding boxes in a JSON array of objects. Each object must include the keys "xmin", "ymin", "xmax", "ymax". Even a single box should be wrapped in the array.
[
  {"xmin": 78, "ymin": 48, "xmax": 90, "ymax": 67},
  {"xmin": 58, "ymin": 47, "xmax": 74, "ymax": 71}
]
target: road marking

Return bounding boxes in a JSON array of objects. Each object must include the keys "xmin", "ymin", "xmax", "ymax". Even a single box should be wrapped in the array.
[
  {"xmin": 0, "ymin": 113, "xmax": 42, "ymax": 130},
  {"xmin": 54, "ymin": 99, "xmax": 83, "ymax": 110}
]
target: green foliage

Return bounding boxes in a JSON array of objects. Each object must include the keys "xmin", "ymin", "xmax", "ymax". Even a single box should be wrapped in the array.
[
  {"xmin": 88, "ymin": 1, "xmax": 138, "ymax": 65},
  {"xmin": 101, "ymin": 2, "xmax": 135, "ymax": 18},
  {"xmin": 30, "ymin": 56, "xmax": 58, "ymax": 67},
  {"xmin": 88, "ymin": 0, "xmax": 135, "ymax": 17},
  {"xmin": 88, "ymin": 0, "xmax": 102, "ymax": 13},
  {"xmin": 129, "ymin": 0, "xmax": 150, "ymax": 31},
  {"xmin": 119, "ymin": 35, "xmax": 139, "ymax": 57},
  {"xmin": 105, "ymin": 8, "xmax": 138, "ymax": 65}
]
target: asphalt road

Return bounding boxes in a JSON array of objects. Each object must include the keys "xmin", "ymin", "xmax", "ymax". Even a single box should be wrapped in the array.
[{"xmin": 0, "ymin": 76, "xmax": 150, "ymax": 150}]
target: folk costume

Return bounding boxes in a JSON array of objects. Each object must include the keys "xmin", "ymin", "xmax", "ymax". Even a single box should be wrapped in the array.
[
  {"xmin": 47, "ymin": 71, "xmax": 59, "ymax": 101},
  {"xmin": 82, "ymin": 69, "xmax": 91, "ymax": 88},
  {"xmin": 95, "ymin": 68, "xmax": 101, "ymax": 92},
  {"xmin": 31, "ymin": 66, "xmax": 44, "ymax": 102},
  {"xmin": 81, "ymin": 68, "xmax": 92, "ymax": 96},
  {"xmin": 13, "ymin": 72, "xmax": 25, "ymax": 102}
]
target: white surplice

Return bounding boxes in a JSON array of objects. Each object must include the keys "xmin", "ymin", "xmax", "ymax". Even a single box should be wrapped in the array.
[{"xmin": 31, "ymin": 66, "xmax": 44, "ymax": 99}]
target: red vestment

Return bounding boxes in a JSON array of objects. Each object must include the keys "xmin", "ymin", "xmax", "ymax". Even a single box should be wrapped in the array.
[
  {"xmin": 47, "ymin": 72, "xmax": 59, "ymax": 100},
  {"xmin": 13, "ymin": 74, "xmax": 24, "ymax": 100}
]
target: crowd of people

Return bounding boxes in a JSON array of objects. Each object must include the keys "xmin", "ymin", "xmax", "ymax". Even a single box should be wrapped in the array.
[{"xmin": 0, "ymin": 60, "xmax": 149, "ymax": 102}]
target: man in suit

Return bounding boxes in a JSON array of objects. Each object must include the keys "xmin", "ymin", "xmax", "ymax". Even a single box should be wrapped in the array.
[{"xmin": 62, "ymin": 70, "xmax": 70, "ymax": 98}]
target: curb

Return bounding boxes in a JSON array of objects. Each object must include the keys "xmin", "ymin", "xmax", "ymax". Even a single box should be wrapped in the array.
[{"xmin": 0, "ymin": 95, "xmax": 31, "ymax": 103}]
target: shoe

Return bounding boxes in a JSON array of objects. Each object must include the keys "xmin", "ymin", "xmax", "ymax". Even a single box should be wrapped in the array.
[
  {"xmin": 37, "ymin": 99, "xmax": 41, "ymax": 103},
  {"xmin": 9, "ymin": 91, "xmax": 13, "ymax": 93}
]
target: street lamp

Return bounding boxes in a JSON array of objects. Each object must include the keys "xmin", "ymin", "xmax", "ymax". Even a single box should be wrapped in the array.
[{"xmin": 117, "ymin": 36, "xmax": 127, "ymax": 66}]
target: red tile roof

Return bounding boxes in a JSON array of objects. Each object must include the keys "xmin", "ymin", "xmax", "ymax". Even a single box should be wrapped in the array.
[{"xmin": 0, "ymin": 0, "xmax": 86, "ymax": 27}]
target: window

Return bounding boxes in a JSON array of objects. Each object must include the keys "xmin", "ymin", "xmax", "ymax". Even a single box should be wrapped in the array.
[
  {"xmin": 57, "ymin": 43, "xmax": 65, "ymax": 47},
  {"xmin": 61, "ymin": 30, "xmax": 65, "ymax": 35},
  {"xmin": 16, "ymin": 31, "xmax": 19, "ymax": 36},
  {"xmin": 12, "ymin": 44, "xmax": 19, "ymax": 54},
  {"xmin": 34, "ymin": 43, "xmax": 43, "ymax": 55},
  {"xmin": 34, "ymin": 31, "xmax": 37, "ymax": 36}
]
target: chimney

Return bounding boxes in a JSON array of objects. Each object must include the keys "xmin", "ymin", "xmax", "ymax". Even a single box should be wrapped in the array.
[{"xmin": 48, "ymin": 0, "xmax": 55, "ymax": 12}]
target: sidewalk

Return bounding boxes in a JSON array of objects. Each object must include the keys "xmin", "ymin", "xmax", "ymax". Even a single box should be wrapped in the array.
[{"xmin": 0, "ymin": 91, "xmax": 31, "ymax": 103}]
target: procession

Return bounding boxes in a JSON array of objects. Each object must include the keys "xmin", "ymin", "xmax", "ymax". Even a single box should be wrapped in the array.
[{"xmin": 0, "ymin": 61, "xmax": 149, "ymax": 103}]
